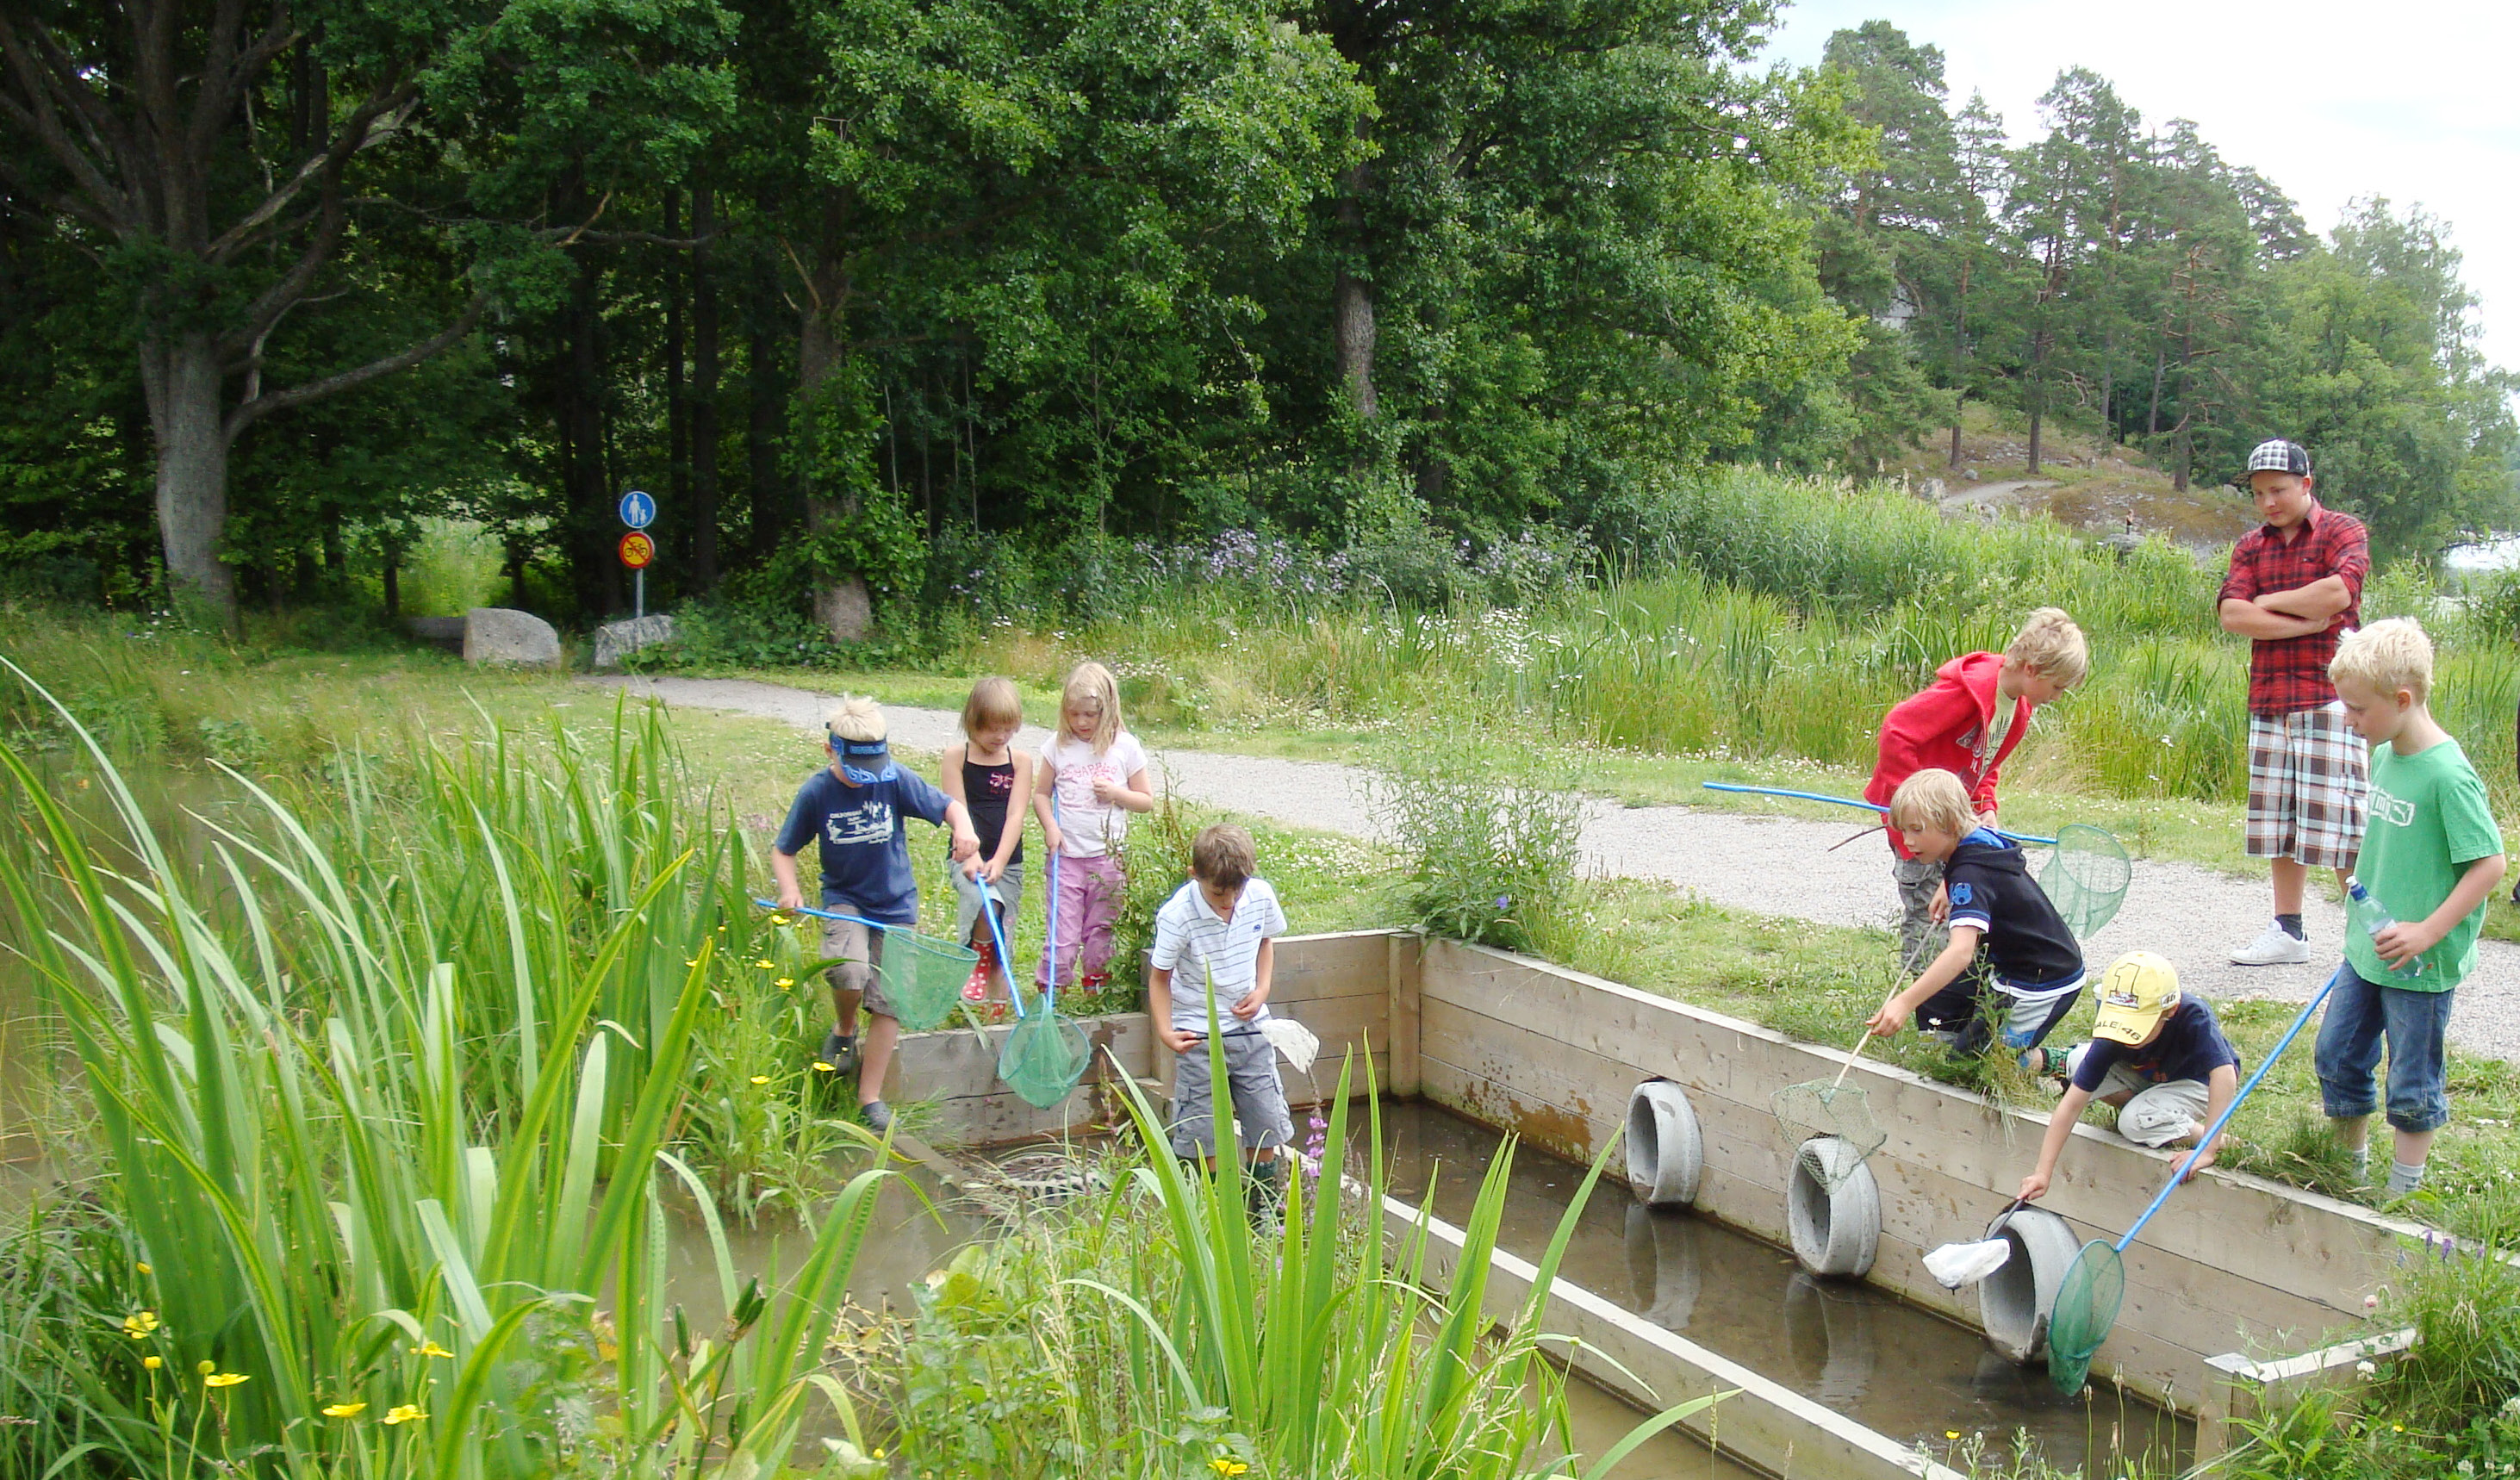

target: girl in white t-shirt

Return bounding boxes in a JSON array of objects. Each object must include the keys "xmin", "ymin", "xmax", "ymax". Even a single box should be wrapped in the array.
[{"xmin": 1033, "ymin": 661, "xmax": 1151, "ymax": 991}]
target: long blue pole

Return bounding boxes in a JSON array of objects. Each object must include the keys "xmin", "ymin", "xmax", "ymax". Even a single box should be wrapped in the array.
[{"xmin": 1699, "ymin": 781, "xmax": 2059, "ymax": 848}]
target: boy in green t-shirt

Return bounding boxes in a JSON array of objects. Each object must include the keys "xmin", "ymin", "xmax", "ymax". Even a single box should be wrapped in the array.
[{"xmin": 2316, "ymin": 619, "xmax": 2507, "ymax": 1196}]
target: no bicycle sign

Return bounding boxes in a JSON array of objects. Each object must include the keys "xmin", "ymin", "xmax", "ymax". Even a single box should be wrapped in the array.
[{"xmin": 618, "ymin": 531, "xmax": 655, "ymax": 569}]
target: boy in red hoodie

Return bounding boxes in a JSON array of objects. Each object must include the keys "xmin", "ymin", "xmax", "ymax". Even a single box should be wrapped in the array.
[{"xmin": 1864, "ymin": 608, "xmax": 2088, "ymax": 971}]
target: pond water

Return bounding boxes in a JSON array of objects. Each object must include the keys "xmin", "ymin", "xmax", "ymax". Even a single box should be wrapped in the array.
[{"xmin": 1370, "ymin": 1099, "xmax": 2192, "ymax": 1476}]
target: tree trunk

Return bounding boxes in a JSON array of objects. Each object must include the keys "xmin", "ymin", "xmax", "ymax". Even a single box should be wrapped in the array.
[
  {"xmin": 140, "ymin": 330, "xmax": 238, "ymax": 625},
  {"xmin": 560, "ymin": 239, "xmax": 619, "ymax": 619},
  {"xmin": 1334, "ymin": 269, "xmax": 1377, "ymax": 421},
  {"xmin": 382, "ymin": 546, "xmax": 401, "ymax": 618},
  {"xmin": 747, "ymin": 311, "xmax": 793, "ymax": 553},
  {"xmin": 690, "ymin": 183, "xmax": 720, "ymax": 589},
  {"xmin": 663, "ymin": 189, "xmax": 689, "ymax": 573},
  {"xmin": 2147, "ymin": 345, "xmax": 2165, "ymax": 437},
  {"xmin": 1949, "ymin": 393, "xmax": 1965, "ymax": 469},
  {"xmin": 795, "ymin": 233, "xmax": 871, "ymax": 642}
]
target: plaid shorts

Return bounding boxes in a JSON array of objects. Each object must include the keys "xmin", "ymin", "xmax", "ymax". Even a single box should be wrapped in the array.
[{"xmin": 2243, "ymin": 706, "xmax": 2368, "ymax": 869}]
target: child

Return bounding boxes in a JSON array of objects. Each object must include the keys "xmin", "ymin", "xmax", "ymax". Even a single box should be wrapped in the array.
[
  {"xmin": 1865, "ymin": 608, "xmax": 2088, "ymax": 972},
  {"xmin": 1864, "ymin": 768, "xmax": 2085, "ymax": 1062},
  {"xmin": 2019, "ymin": 953, "xmax": 2243, "ymax": 1202},
  {"xmin": 940, "ymin": 677, "xmax": 1033, "ymax": 1011},
  {"xmin": 1033, "ymin": 662, "xmax": 1152, "ymax": 992},
  {"xmin": 2316, "ymin": 619, "xmax": 2505, "ymax": 1195},
  {"xmin": 1148, "ymin": 824, "xmax": 1293, "ymax": 1210},
  {"xmin": 770, "ymin": 696, "xmax": 979, "ymax": 1133}
]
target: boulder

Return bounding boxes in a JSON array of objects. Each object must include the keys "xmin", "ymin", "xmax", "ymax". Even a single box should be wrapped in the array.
[
  {"xmin": 592, "ymin": 613, "xmax": 676, "ymax": 670},
  {"xmin": 404, "ymin": 615, "xmax": 466, "ymax": 654},
  {"xmin": 462, "ymin": 607, "xmax": 562, "ymax": 668},
  {"xmin": 815, "ymin": 578, "xmax": 872, "ymax": 643}
]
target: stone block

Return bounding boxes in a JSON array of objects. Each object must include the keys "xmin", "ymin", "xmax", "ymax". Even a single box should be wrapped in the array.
[
  {"xmin": 592, "ymin": 613, "xmax": 676, "ymax": 670},
  {"xmin": 404, "ymin": 616, "xmax": 466, "ymax": 654},
  {"xmin": 462, "ymin": 607, "xmax": 562, "ymax": 668}
]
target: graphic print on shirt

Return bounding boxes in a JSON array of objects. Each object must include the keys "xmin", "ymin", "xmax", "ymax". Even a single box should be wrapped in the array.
[
  {"xmin": 2368, "ymin": 784, "xmax": 2416, "ymax": 829},
  {"xmin": 826, "ymin": 801, "xmax": 894, "ymax": 849}
]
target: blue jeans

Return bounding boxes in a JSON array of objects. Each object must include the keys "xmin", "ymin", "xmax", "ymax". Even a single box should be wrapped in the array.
[{"xmin": 2314, "ymin": 961, "xmax": 2454, "ymax": 1133}]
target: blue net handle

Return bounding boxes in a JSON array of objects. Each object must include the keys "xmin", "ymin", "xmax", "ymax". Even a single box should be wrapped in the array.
[
  {"xmin": 1698, "ymin": 782, "xmax": 2058, "ymax": 847},
  {"xmin": 755, "ymin": 898, "xmax": 893, "ymax": 931},
  {"xmin": 975, "ymin": 862, "xmax": 1029, "ymax": 1022}
]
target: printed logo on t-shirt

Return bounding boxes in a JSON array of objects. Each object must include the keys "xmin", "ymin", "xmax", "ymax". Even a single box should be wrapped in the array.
[
  {"xmin": 825, "ymin": 802, "xmax": 893, "ymax": 848},
  {"xmin": 2368, "ymin": 784, "xmax": 2414, "ymax": 829},
  {"xmin": 1950, "ymin": 881, "xmax": 1974, "ymax": 907}
]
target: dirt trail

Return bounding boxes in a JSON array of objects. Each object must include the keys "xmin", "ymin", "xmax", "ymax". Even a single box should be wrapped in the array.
[{"xmin": 600, "ymin": 675, "xmax": 2520, "ymax": 1060}]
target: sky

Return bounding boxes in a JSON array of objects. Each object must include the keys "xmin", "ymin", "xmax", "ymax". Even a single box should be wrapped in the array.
[{"xmin": 1752, "ymin": 0, "xmax": 2520, "ymax": 372}]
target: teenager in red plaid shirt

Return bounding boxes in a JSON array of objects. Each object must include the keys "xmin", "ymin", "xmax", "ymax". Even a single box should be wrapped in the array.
[{"xmin": 2217, "ymin": 438, "xmax": 2371, "ymax": 965}]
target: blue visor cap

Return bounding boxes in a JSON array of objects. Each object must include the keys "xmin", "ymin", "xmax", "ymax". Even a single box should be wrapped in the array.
[{"xmin": 829, "ymin": 733, "xmax": 897, "ymax": 782}]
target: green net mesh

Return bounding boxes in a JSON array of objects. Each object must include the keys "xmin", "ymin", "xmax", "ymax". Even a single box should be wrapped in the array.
[
  {"xmin": 2045, "ymin": 1239, "xmax": 2125, "ymax": 1395},
  {"xmin": 879, "ymin": 930, "xmax": 981, "ymax": 1033},
  {"xmin": 999, "ymin": 1010, "xmax": 1093, "ymax": 1109},
  {"xmin": 1770, "ymin": 1083, "xmax": 1887, "ymax": 1193},
  {"xmin": 2039, "ymin": 824, "xmax": 2132, "ymax": 940}
]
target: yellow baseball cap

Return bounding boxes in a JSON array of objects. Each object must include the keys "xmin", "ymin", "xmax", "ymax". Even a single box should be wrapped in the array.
[{"xmin": 2092, "ymin": 952, "xmax": 2181, "ymax": 1043}]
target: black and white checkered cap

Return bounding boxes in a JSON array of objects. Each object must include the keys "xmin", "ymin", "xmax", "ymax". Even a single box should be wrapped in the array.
[{"xmin": 2243, "ymin": 438, "xmax": 2311, "ymax": 476}]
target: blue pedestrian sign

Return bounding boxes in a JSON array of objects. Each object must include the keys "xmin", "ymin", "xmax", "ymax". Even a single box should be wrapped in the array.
[{"xmin": 618, "ymin": 489, "xmax": 656, "ymax": 530}]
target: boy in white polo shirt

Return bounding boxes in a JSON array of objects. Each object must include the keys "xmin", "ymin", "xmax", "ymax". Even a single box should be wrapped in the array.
[{"xmin": 1148, "ymin": 824, "xmax": 1294, "ymax": 1213}]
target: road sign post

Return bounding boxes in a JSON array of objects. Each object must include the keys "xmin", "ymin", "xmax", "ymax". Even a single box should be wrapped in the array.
[{"xmin": 618, "ymin": 490, "xmax": 656, "ymax": 618}]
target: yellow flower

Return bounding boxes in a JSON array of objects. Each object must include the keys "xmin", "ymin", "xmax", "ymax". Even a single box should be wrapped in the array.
[
  {"xmin": 143, "ymin": 1356, "xmax": 162, "ymax": 1370},
  {"xmin": 755, "ymin": 959, "xmax": 776, "ymax": 969},
  {"xmin": 750, "ymin": 1074, "xmax": 771, "ymax": 1085},
  {"xmin": 204, "ymin": 1371, "xmax": 249, "ymax": 1389},
  {"xmin": 1209, "ymin": 1460, "xmax": 1248, "ymax": 1477},
  {"xmin": 685, "ymin": 958, "xmax": 700, "ymax": 967},
  {"xmin": 775, "ymin": 977, "xmax": 795, "ymax": 987},
  {"xmin": 812, "ymin": 1060, "xmax": 837, "ymax": 1073},
  {"xmin": 1945, "ymin": 1431, "xmax": 1961, "ymax": 1440},
  {"xmin": 136, "ymin": 1262, "xmax": 152, "ymax": 1275},
  {"xmin": 322, "ymin": 1401, "xmax": 367, "ymax": 1418},
  {"xmin": 382, "ymin": 1403, "xmax": 426, "ymax": 1426},
  {"xmin": 413, "ymin": 1340, "xmax": 455, "ymax": 1359},
  {"xmin": 121, "ymin": 1310, "xmax": 160, "ymax": 1339}
]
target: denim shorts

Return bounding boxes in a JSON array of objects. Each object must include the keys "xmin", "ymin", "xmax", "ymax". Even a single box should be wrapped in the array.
[{"xmin": 2314, "ymin": 961, "xmax": 2454, "ymax": 1133}]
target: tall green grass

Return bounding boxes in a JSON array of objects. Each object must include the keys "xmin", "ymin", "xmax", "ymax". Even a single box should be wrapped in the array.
[
  {"xmin": 0, "ymin": 678, "xmax": 884, "ymax": 1478},
  {"xmin": 945, "ymin": 469, "xmax": 2520, "ymax": 811}
]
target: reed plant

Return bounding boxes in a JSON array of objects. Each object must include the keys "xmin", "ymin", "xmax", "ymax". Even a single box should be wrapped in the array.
[
  {"xmin": 872, "ymin": 1054, "xmax": 1724, "ymax": 1478},
  {"xmin": 0, "ymin": 675, "xmax": 888, "ymax": 1479}
]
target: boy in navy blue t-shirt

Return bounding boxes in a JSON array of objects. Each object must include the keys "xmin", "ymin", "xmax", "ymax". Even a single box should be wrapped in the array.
[
  {"xmin": 771, "ymin": 696, "xmax": 978, "ymax": 1131},
  {"xmin": 2018, "ymin": 952, "xmax": 2243, "ymax": 1203}
]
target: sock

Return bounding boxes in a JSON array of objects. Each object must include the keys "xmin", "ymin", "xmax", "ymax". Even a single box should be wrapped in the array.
[
  {"xmin": 2347, "ymin": 1147, "xmax": 2370, "ymax": 1183},
  {"xmin": 2387, "ymin": 1160, "xmax": 2425, "ymax": 1195},
  {"xmin": 2276, "ymin": 913, "xmax": 2305, "ymax": 941}
]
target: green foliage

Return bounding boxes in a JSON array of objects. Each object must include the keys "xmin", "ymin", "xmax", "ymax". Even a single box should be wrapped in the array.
[{"xmin": 1371, "ymin": 729, "xmax": 1585, "ymax": 952}]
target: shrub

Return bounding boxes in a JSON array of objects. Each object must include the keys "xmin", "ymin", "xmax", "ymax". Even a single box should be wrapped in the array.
[{"xmin": 1370, "ymin": 728, "xmax": 1584, "ymax": 953}]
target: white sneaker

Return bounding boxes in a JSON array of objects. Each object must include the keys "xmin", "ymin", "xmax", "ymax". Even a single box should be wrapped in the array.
[{"xmin": 2231, "ymin": 923, "xmax": 2312, "ymax": 966}]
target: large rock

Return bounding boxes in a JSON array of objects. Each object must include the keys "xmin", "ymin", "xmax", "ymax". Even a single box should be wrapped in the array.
[
  {"xmin": 593, "ymin": 613, "xmax": 676, "ymax": 670},
  {"xmin": 404, "ymin": 616, "xmax": 466, "ymax": 654},
  {"xmin": 815, "ymin": 578, "xmax": 872, "ymax": 642},
  {"xmin": 463, "ymin": 607, "xmax": 562, "ymax": 668}
]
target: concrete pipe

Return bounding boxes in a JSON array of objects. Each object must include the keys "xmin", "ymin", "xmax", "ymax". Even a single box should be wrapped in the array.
[
  {"xmin": 1786, "ymin": 1138, "xmax": 1881, "ymax": 1278},
  {"xmin": 1976, "ymin": 1205, "xmax": 2086, "ymax": 1363},
  {"xmin": 1624, "ymin": 1079, "xmax": 1704, "ymax": 1207}
]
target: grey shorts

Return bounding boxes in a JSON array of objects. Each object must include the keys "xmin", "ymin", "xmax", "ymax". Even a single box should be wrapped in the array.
[
  {"xmin": 1167, "ymin": 1029, "xmax": 1294, "ymax": 1158},
  {"xmin": 949, "ymin": 860, "xmax": 1024, "ymax": 948},
  {"xmin": 2065, "ymin": 1044, "xmax": 2211, "ymax": 1147},
  {"xmin": 820, "ymin": 914, "xmax": 893, "ymax": 1017}
]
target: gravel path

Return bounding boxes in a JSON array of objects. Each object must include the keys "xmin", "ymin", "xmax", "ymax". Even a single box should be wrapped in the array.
[{"xmin": 600, "ymin": 675, "xmax": 2520, "ymax": 1060}]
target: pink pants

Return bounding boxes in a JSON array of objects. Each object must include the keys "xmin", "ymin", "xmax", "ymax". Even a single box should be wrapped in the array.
[{"xmin": 1041, "ymin": 853, "xmax": 1125, "ymax": 989}]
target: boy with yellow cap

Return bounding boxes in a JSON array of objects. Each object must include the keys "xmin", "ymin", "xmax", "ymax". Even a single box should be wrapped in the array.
[{"xmin": 2018, "ymin": 954, "xmax": 2243, "ymax": 1201}]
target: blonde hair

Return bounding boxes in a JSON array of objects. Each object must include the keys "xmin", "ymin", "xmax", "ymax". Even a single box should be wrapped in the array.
[
  {"xmin": 1059, "ymin": 662, "xmax": 1123, "ymax": 754},
  {"xmin": 826, "ymin": 694, "xmax": 887, "ymax": 743},
  {"xmin": 961, "ymin": 675, "xmax": 1023, "ymax": 736},
  {"xmin": 2330, "ymin": 618, "xmax": 2433, "ymax": 704},
  {"xmin": 1888, "ymin": 768, "xmax": 1976, "ymax": 836},
  {"xmin": 2006, "ymin": 607, "xmax": 2088, "ymax": 688},
  {"xmin": 1190, "ymin": 824, "xmax": 1256, "ymax": 890}
]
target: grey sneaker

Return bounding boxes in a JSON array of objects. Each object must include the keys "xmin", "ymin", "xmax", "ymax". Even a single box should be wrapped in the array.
[
  {"xmin": 859, "ymin": 1099, "xmax": 894, "ymax": 1134},
  {"xmin": 2231, "ymin": 923, "xmax": 2312, "ymax": 966},
  {"xmin": 818, "ymin": 1031, "xmax": 858, "ymax": 1074}
]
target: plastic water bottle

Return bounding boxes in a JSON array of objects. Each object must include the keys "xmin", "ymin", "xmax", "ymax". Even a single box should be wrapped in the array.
[{"xmin": 2346, "ymin": 880, "xmax": 2422, "ymax": 978}]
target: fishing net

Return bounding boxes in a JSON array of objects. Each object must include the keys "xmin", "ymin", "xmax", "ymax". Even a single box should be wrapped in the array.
[
  {"xmin": 878, "ymin": 930, "xmax": 981, "ymax": 1033},
  {"xmin": 2045, "ymin": 1238, "xmax": 2126, "ymax": 1395},
  {"xmin": 999, "ymin": 1008, "xmax": 1093, "ymax": 1109},
  {"xmin": 2038, "ymin": 824, "xmax": 2132, "ymax": 941},
  {"xmin": 1770, "ymin": 1080, "xmax": 1887, "ymax": 1194}
]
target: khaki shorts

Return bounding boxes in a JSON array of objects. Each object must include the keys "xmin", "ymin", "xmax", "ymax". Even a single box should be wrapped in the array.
[
  {"xmin": 1168, "ymin": 1028, "xmax": 1294, "ymax": 1158},
  {"xmin": 820, "ymin": 915, "xmax": 893, "ymax": 1017}
]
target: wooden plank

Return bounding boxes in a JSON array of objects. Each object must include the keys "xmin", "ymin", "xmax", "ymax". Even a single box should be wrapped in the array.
[{"xmin": 1387, "ymin": 930, "xmax": 1422, "ymax": 1098}]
